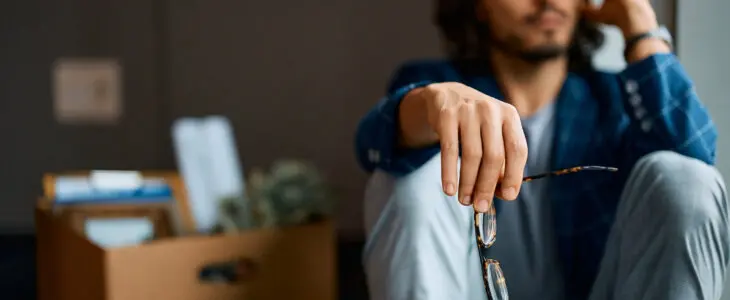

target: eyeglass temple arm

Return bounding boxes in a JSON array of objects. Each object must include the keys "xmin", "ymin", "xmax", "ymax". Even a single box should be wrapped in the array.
[{"xmin": 522, "ymin": 165, "xmax": 618, "ymax": 183}]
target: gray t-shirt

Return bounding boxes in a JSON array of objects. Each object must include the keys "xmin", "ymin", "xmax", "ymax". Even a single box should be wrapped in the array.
[{"xmin": 485, "ymin": 103, "xmax": 565, "ymax": 300}]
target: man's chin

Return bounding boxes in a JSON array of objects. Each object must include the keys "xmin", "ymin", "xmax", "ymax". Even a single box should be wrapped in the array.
[{"xmin": 518, "ymin": 45, "xmax": 567, "ymax": 63}]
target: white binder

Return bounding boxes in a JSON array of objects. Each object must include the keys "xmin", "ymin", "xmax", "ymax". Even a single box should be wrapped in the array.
[{"xmin": 171, "ymin": 116, "xmax": 249, "ymax": 233}]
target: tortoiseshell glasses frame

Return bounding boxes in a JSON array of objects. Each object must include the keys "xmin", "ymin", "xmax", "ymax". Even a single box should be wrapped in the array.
[{"xmin": 474, "ymin": 165, "xmax": 618, "ymax": 300}]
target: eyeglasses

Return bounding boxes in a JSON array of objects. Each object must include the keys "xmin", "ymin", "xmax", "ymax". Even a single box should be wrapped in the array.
[{"xmin": 474, "ymin": 165, "xmax": 618, "ymax": 300}]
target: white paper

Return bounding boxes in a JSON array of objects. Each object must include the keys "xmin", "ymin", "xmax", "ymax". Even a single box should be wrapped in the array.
[
  {"xmin": 172, "ymin": 118, "xmax": 218, "ymax": 232},
  {"xmin": 171, "ymin": 116, "xmax": 249, "ymax": 233},
  {"xmin": 55, "ymin": 176, "xmax": 94, "ymax": 196},
  {"xmin": 85, "ymin": 218, "xmax": 154, "ymax": 248},
  {"xmin": 202, "ymin": 116, "xmax": 247, "ymax": 200},
  {"xmin": 89, "ymin": 170, "xmax": 143, "ymax": 191}
]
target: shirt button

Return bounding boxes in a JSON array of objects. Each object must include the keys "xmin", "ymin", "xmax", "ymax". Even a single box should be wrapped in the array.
[
  {"xmin": 634, "ymin": 106, "xmax": 646, "ymax": 119},
  {"xmin": 625, "ymin": 80, "xmax": 639, "ymax": 94},
  {"xmin": 641, "ymin": 120, "xmax": 653, "ymax": 132},
  {"xmin": 368, "ymin": 149, "xmax": 381, "ymax": 163},
  {"xmin": 628, "ymin": 94, "xmax": 642, "ymax": 107}
]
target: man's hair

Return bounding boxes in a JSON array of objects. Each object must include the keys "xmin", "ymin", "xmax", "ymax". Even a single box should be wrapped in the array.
[{"xmin": 434, "ymin": 0, "xmax": 605, "ymax": 72}]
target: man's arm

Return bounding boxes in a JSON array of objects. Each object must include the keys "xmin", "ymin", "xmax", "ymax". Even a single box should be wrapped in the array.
[
  {"xmin": 588, "ymin": 0, "xmax": 717, "ymax": 167},
  {"xmin": 354, "ymin": 62, "xmax": 445, "ymax": 175},
  {"xmin": 616, "ymin": 46, "xmax": 716, "ymax": 167},
  {"xmin": 397, "ymin": 87, "xmax": 441, "ymax": 149}
]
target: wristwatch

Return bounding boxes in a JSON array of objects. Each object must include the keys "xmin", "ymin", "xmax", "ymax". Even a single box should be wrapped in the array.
[{"xmin": 623, "ymin": 25, "xmax": 674, "ymax": 57}]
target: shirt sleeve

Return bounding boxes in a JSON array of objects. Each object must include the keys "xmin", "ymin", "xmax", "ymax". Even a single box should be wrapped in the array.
[
  {"xmin": 618, "ymin": 53, "xmax": 717, "ymax": 167},
  {"xmin": 354, "ymin": 62, "xmax": 446, "ymax": 175}
]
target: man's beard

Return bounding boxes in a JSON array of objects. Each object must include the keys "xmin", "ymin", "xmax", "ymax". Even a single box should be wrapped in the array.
[{"xmin": 492, "ymin": 32, "xmax": 568, "ymax": 64}]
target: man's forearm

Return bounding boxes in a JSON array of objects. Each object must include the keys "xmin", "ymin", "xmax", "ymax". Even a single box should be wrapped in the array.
[
  {"xmin": 397, "ymin": 87, "xmax": 439, "ymax": 149},
  {"xmin": 620, "ymin": 1, "xmax": 672, "ymax": 63}
]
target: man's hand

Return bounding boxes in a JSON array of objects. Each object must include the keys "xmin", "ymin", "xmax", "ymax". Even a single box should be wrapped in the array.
[
  {"xmin": 419, "ymin": 82, "xmax": 528, "ymax": 213},
  {"xmin": 584, "ymin": 0, "xmax": 671, "ymax": 62},
  {"xmin": 584, "ymin": 0, "xmax": 657, "ymax": 38}
]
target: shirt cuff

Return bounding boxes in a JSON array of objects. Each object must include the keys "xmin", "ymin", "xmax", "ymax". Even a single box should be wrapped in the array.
[
  {"xmin": 618, "ymin": 53, "xmax": 691, "ymax": 134},
  {"xmin": 367, "ymin": 81, "xmax": 434, "ymax": 175}
]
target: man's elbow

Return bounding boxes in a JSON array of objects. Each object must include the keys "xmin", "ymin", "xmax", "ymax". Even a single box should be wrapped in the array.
[{"xmin": 673, "ymin": 126, "xmax": 717, "ymax": 166}]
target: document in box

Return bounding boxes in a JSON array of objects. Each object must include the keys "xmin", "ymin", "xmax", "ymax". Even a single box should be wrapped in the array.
[
  {"xmin": 172, "ymin": 116, "xmax": 251, "ymax": 233},
  {"xmin": 54, "ymin": 173, "xmax": 173, "ymax": 204},
  {"xmin": 84, "ymin": 218, "xmax": 154, "ymax": 248}
]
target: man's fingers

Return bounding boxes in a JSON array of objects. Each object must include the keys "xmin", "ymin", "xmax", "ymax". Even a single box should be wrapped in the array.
[
  {"xmin": 498, "ymin": 107, "xmax": 528, "ymax": 201},
  {"xmin": 472, "ymin": 107, "xmax": 503, "ymax": 213},
  {"xmin": 438, "ymin": 107, "xmax": 459, "ymax": 196},
  {"xmin": 457, "ymin": 104, "xmax": 481, "ymax": 206},
  {"xmin": 583, "ymin": 2, "xmax": 605, "ymax": 22}
]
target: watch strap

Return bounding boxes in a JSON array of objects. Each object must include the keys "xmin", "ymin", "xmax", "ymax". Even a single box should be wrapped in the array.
[{"xmin": 624, "ymin": 26, "xmax": 673, "ymax": 58}]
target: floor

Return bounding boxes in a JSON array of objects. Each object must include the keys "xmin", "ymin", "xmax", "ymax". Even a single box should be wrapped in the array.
[
  {"xmin": 0, "ymin": 235, "xmax": 36, "ymax": 299},
  {"xmin": 0, "ymin": 235, "xmax": 368, "ymax": 300}
]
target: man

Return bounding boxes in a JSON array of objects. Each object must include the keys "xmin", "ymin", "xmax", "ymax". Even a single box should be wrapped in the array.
[{"xmin": 355, "ymin": 0, "xmax": 729, "ymax": 299}]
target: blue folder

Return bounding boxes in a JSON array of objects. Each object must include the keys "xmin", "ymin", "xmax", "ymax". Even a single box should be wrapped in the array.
[{"xmin": 53, "ymin": 177, "xmax": 174, "ymax": 205}]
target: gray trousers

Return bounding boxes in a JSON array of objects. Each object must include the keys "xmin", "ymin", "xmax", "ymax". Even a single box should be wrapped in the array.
[{"xmin": 363, "ymin": 151, "xmax": 729, "ymax": 300}]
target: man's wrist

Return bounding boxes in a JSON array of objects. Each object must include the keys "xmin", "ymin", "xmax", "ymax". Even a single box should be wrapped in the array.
[
  {"xmin": 620, "ymin": 3, "xmax": 672, "ymax": 63},
  {"xmin": 625, "ymin": 38, "xmax": 671, "ymax": 63},
  {"xmin": 620, "ymin": 19, "xmax": 659, "ymax": 40}
]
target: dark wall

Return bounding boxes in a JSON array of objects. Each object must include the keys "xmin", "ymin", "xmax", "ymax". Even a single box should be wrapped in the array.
[
  {"xmin": 0, "ymin": 0, "xmax": 441, "ymax": 237},
  {"xmin": 161, "ymin": 0, "xmax": 441, "ymax": 236},
  {"xmin": 0, "ymin": 0, "xmax": 164, "ymax": 232}
]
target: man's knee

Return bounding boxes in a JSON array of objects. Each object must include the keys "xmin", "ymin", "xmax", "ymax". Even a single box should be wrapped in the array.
[
  {"xmin": 362, "ymin": 155, "xmax": 478, "ymax": 300},
  {"xmin": 366, "ymin": 154, "xmax": 462, "ymax": 230},
  {"xmin": 627, "ymin": 151, "xmax": 728, "ymax": 231}
]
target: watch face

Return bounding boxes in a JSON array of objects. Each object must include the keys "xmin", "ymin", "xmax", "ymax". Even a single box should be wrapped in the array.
[{"xmin": 655, "ymin": 26, "xmax": 673, "ymax": 45}]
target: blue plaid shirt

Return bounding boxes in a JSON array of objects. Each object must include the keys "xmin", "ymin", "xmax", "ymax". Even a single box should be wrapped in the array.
[{"xmin": 354, "ymin": 53, "xmax": 717, "ymax": 299}]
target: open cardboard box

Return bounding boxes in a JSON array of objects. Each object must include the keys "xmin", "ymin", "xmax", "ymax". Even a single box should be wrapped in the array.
[{"xmin": 36, "ymin": 171, "xmax": 336, "ymax": 300}]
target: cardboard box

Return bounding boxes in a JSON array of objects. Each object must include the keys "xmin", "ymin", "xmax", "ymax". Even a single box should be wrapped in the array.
[{"xmin": 36, "ymin": 172, "xmax": 336, "ymax": 300}]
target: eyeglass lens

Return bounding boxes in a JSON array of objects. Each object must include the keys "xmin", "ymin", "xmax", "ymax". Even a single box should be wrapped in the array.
[
  {"xmin": 477, "ymin": 206, "xmax": 497, "ymax": 248},
  {"xmin": 485, "ymin": 259, "xmax": 508, "ymax": 300}
]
